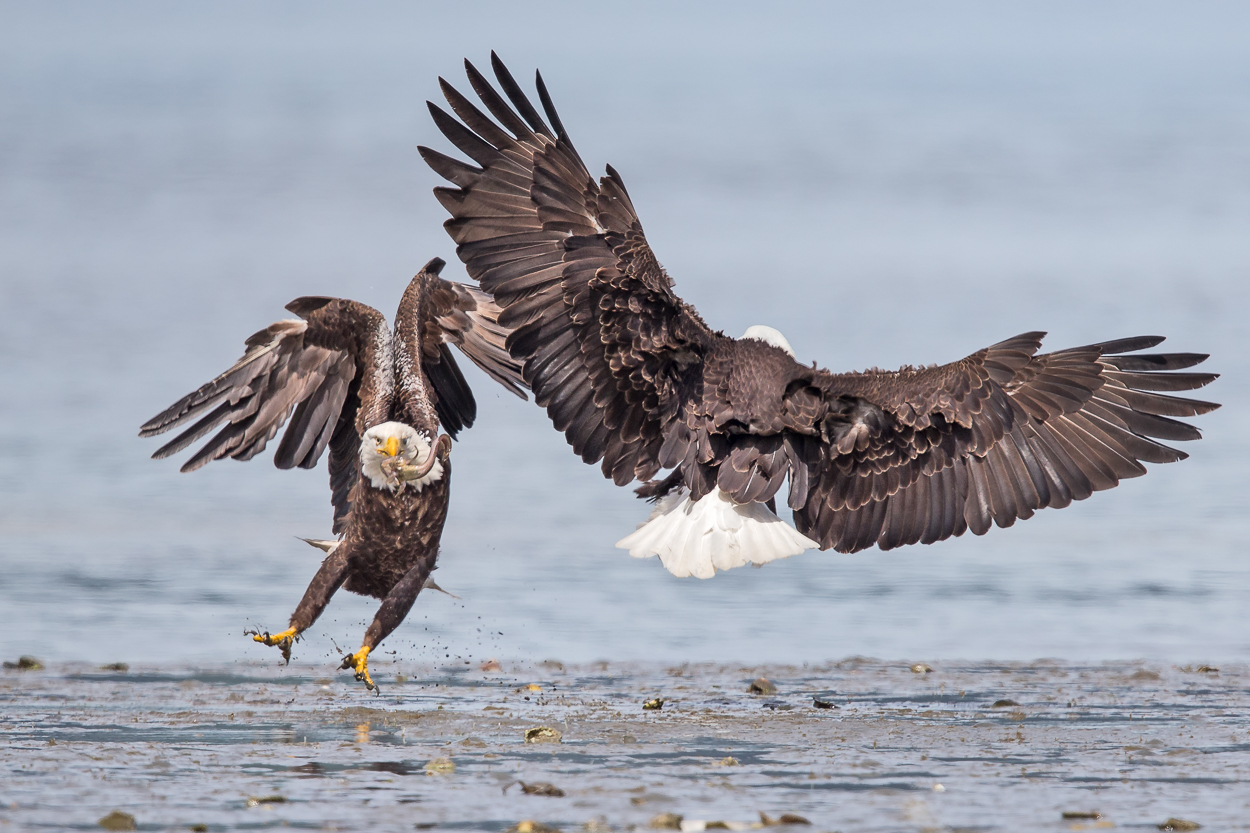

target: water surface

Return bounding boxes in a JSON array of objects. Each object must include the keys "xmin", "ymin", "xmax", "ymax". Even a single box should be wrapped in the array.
[
  {"xmin": 0, "ymin": 3, "xmax": 1247, "ymax": 668},
  {"xmin": 3, "ymin": 659, "xmax": 1247, "ymax": 830}
]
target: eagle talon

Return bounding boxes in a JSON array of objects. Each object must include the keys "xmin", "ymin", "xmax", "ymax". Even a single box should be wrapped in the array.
[
  {"xmin": 249, "ymin": 627, "xmax": 299, "ymax": 664},
  {"xmin": 341, "ymin": 647, "xmax": 377, "ymax": 693}
]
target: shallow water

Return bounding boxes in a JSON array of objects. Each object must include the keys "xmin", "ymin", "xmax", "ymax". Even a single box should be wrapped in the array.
[
  {"xmin": 0, "ymin": 3, "xmax": 1248, "ymax": 669},
  {"xmin": 4, "ymin": 659, "xmax": 1249, "ymax": 830}
]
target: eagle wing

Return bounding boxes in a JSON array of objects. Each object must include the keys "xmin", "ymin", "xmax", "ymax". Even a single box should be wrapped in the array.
[
  {"xmin": 421, "ymin": 56, "xmax": 1219, "ymax": 559},
  {"xmin": 420, "ymin": 53, "xmax": 716, "ymax": 486},
  {"xmin": 142, "ymin": 260, "xmax": 525, "ymax": 533},
  {"xmin": 797, "ymin": 333, "xmax": 1220, "ymax": 552},
  {"xmin": 408, "ymin": 260, "xmax": 527, "ymax": 439},
  {"xmin": 140, "ymin": 298, "xmax": 393, "ymax": 532}
]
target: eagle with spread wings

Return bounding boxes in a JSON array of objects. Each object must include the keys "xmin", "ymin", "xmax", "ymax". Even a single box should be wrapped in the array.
[
  {"xmin": 141, "ymin": 258, "xmax": 524, "ymax": 688},
  {"xmin": 421, "ymin": 55, "xmax": 1219, "ymax": 579}
]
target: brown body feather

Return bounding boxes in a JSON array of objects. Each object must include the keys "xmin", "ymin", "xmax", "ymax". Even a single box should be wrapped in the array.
[
  {"xmin": 339, "ymin": 453, "xmax": 451, "ymax": 600},
  {"xmin": 422, "ymin": 55, "xmax": 1219, "ymax": 556}
]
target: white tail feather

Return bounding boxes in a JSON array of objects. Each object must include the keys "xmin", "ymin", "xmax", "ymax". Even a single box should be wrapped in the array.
[
  {"xmin": 616, "ymin": 488, "xmax": 819, "ymax": 579},
  {"xmin": 299, "ymin": 537, "xmax": 341, "ymax": 554}
]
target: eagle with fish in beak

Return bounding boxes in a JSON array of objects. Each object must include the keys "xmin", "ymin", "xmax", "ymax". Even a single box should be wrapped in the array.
[{"xmin": 140, "ymin": 258, "xmax": 524, "ymax": 689}]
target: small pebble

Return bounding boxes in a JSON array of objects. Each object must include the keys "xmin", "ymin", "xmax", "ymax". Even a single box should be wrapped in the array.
[
  {"xmin": 507, "ymin": 822, "xmax": 561, "ymax": 833},
  {"xmin": 3, "ymin": 656, "xmax": 44, "ymax": 671},
  {"xmin": 246, "ymin": 795, "xmax": 286, "ymax": 806},
  {"xmin": 748, "ymin": 677, "xmax": 777, "ymax": 695},
  {"xmin": 524, "ymin": 726, "xmax": 563, "ymax": 744},
  {"xmin": 424, "ymin": 757, "xmax": 455, "ymax": 774},
  {"xmin": 518, "ymin": 781, "xmax": 565, "ymax": 797},
  {"xmin": 98, "ymin": 811, "xmax": 136, "ymax": 831},
  {"xmin": 760, "ymin": 812, "xmax": 811, "ymax": 826}
]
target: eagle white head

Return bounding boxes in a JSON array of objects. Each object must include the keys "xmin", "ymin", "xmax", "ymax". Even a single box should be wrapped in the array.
[
  {"xmin": 742, "ymin": 325, "xmax": 796, "ymax": 359},
  {"xmin": 360, "ymin": 421, "xmax": 443, "ymax": 492}
]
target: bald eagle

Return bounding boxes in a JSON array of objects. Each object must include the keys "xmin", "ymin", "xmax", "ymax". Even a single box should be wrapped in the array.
[
  {"xmin": 420, "ymin": 55, "xmax": 1219, "ymax": 580},
  {"xmin": 140, "ymin": 258, "xmax": 524, "ymax": 688}
]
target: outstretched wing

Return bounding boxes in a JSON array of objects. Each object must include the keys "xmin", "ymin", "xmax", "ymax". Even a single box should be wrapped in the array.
[
  {"xmin": 411, "ymin": 260, "xmax": 527, "ymax": 439},
  {"xmin": 140, "ymin": 298, "xmax": 393, "ymax": 532},
  {"xmin": 420, "ymin": 53, "xmax": 716, "ymax": 486},
  {"xmin": 797, "ymin": 333, "xmax": 1220, "ymax": 553}
]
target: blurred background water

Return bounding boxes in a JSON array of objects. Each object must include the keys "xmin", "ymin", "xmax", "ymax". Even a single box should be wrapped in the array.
[{"xmin": 0, "ymin": 1, "xmax": 1246, "ymax": 668}]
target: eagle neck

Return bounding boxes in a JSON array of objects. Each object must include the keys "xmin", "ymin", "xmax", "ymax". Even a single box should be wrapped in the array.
[
  {"xmin": 357, "ymin": 317, "xmax": 396, "ymax": 432},
  {"xmin": 392, "ymin": 272, "xmax": 439, "ymax": 437}
]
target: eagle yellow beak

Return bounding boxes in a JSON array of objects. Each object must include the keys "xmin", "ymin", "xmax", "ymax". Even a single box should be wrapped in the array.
[{"xmin": 379, "ymin": 436, "xmax": 400, "ymax": 457}]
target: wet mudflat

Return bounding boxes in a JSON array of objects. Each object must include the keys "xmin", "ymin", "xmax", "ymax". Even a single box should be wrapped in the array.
[{"xmin": 2, "ymin": 660, "xmax": 1248, "ymax": 831}]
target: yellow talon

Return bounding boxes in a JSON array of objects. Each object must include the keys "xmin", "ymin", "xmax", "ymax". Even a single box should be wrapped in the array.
[
  {"xmin": 341, "ymin": 646, "xmax": 376, "ymax": 692},
  {"xmin": 250, "ymin": 627, "xmax": 299, "ymax": 663}
]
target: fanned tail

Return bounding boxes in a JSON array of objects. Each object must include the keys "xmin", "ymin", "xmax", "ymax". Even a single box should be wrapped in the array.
[{"xmin": 617, "ymin": 488, "xmax": 819, "ymax": 579}]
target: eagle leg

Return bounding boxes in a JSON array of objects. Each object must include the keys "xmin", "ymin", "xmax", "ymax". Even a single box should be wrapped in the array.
[
  {"xmin": 341, "ymin": 647, "xmax": 376, "ymax": 692},
  {"xmin": 635, "ymin": 468, "xmax": 684, "ymax": 502},
  {"xmin": 251, "ymin": 541, "xmax": 351, "ymax": 664},
  {"xmin": 248, "ymin": 627, "xmax": 299, "ymax": 662},
  {"xmin": 341, "ymin": 553, "xmax": 437, "ymax": 693}
]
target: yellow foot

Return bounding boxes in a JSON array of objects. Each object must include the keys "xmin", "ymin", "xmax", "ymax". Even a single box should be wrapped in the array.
[
  {"xmin": 340, "ymin": 646, "xmax": 377, "ymax": 693},
  {"xmin": 248, "ymin": 627, "xmax": 299, "ymax": 663}
]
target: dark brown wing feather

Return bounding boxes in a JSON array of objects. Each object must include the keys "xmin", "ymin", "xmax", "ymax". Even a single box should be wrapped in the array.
[
  {"xmin": 421, "ymin": 54, "xmax": 716, "ymax": 486},
  {"xmin": 423, "ymin": 56, "xmax": 1219, "ymax": 559},
  {"xmin": 421, "ymin": 259, "xmax": 527, "ymax": 417},
  {"xmin": 140, "ymin": 298, "xmax": 393, "ymax": 533},
  {"xmin": 796, "ymin": 333, "xmax": 1219, "ymax": 553},
  {"xmin": 436, "ymin": 281, "xmax": 525, "ymax": 398},
  {"xmin": 392, "ymin": 257, "xmax": 527, "ymax": 440}
]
